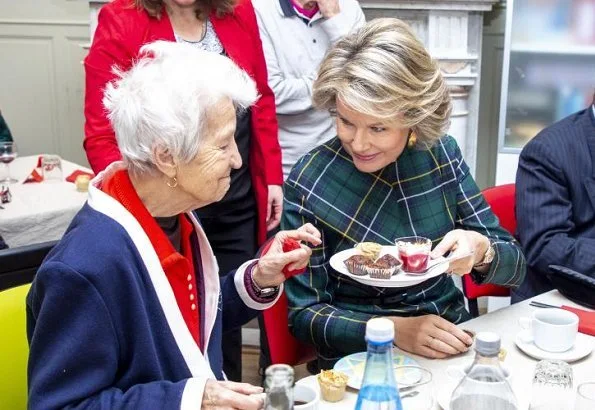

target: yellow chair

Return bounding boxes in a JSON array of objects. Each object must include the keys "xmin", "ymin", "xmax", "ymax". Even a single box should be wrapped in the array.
[{"xmin": 0, "ymin": 284, "xmax": 31, "ymax": 410}]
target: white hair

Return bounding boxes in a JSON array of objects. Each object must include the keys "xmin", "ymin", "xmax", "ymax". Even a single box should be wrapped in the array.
[{"xmin": 103, "ymin": 40, "xmax": 259, "ymax": 175}]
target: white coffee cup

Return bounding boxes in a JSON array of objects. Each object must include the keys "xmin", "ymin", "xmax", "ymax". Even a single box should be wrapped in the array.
[
  {"xmin": 519, "ymin": 309, "xmax": 579, "ymax": 352},
  {"xmin": 447, "ymin": 363, "xmax": 512, "ymax": 383},
  {"xmin": 294, "ymin": 384, "xmax": 320, "ymax": 410}
]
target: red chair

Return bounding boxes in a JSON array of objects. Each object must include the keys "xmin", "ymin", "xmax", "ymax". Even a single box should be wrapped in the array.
[
  {"xmin": 262, "ymin": 292, "xmax": 316, "ymax": 365},
  {"xmin": 462, "ymin": 184, "xmax": 516, "ymax": 317}
]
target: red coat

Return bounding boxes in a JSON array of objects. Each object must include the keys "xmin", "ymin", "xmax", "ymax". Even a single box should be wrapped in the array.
[{"xmin": 84, "ymin": 0, "xmax": 282, "ymax": 244}]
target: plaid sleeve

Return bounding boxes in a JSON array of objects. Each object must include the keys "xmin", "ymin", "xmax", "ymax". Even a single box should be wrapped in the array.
[
  {"xmin": 444, "ymin": 138, "xmax": 526, "ymax": 287},
  {"xmin": 281, "ymin": 180, "xmax": 373, "ymax": 356}
]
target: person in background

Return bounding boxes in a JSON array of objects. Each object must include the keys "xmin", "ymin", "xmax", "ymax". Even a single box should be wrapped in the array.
[
  {"xmin": 84, "ymin": 0, "xmax": 283, "ymax": 381},
  {"xmin": 0, "ymin": 111, "xmax": 14, "ymax": 143},
  {"xmin": 282, "ymin": 18, "xmax": 526, "ymax": 370},
  {"xmin": 27, "ymin": 42, "xmax": 321, "ymax": 409},
  {"xmin": 253, "ymin": 0, "xmax": 365, "ymax": 179},
  {"xmin": 512, "ymin": 93, "xmax": 595, "ymax": 302}
]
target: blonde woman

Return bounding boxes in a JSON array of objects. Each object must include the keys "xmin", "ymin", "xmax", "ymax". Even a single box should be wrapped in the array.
[{"xmin": 282, "ymin": 18, "xmax": 526, "ymax": 369}]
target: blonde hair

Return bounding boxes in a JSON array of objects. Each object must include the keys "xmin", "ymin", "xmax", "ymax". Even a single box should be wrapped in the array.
[{"xmin": 313, "ymin": 18, "xmax": 451, "ymax": 148}]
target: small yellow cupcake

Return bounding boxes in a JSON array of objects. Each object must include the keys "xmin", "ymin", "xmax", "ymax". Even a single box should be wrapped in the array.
[
  {"xmin": 355, "ymin": 242, "xmax": 383, "ymax": 261},
  {"xmin": 317, "ymin": 370, "xmax": 349, "ymax": 402}
]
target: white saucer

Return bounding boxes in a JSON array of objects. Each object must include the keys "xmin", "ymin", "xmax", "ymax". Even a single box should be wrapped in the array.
[
  {"xmin": 514, "ymin": 330, "xmax": 593, "ymax": 362},
  {"xmin": 329, "ymin": 246, "xmax": 448, "ymax": 288}
]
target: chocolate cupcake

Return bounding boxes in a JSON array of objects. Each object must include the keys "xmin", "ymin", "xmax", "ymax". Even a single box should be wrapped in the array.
[
  {"xmin": 344, "ymin": 254, "xmax": 372, "ymax": 276},
  {"xmin": 364, "ymin": 254, "xmax": 401, "ymax": 279}
]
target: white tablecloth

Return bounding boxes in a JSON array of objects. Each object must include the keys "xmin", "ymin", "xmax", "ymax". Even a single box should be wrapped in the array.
[
  {"xmin": 297, "ymin": 290, "xmax": 594, "ymax": 409},
  {"xmin": 0, "ymin": 155, "xmax": 91, "ymax": 247}
]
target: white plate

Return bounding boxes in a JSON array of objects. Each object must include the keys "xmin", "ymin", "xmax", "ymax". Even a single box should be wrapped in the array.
[
  {"xmin": 333, "ymin": 350, "xmax": 420, "ymax": 390},
  {"xmin": 514, "ymin": 330, "xmax": 593, "ymax": 363},
  {"xmin": 329, "ymin": 246, "xmax": 449, "ymax": 288}
]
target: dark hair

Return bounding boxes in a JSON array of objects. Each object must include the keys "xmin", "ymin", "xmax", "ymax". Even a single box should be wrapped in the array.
[{"xmin": 134, "ymin": 0, "xmax": 238, "ymax": 19}]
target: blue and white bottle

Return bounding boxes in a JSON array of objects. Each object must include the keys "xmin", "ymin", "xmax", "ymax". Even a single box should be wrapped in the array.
[{"xmin": 355, "ymin": 318, "xmax": 403, "ymax": 410}]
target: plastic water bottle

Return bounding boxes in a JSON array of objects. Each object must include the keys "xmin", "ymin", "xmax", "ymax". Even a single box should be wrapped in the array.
[
  {"xmin": 355, "ymin": 318, "xmax": 403, "ymax": 410},
  {"xmin": 450, "ymin": 332, "xmax": 518, "ymax": 410}
]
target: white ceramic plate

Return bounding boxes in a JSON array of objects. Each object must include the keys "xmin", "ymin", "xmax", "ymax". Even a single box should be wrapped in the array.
[
  {"xmin": 333, "ymin": 350, "xmax": 420, "ymax": 390},
  {"xmin": 329, "ymin": 246, "xmax": 449, "ymax": 288},
  {"xmin": 514, "ymin": 329, "xmax": 593, "ymax": 363}
]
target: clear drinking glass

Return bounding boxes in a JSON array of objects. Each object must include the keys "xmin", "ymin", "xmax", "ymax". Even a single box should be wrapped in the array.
[
  {"xmin": 41, "ymin": 154, "xmax": 63, "ymax": 182},
  {"xmin": 395, "ymin": 365, "xmax": 434, "ymax": 410},
  {"xmin": 395, "ymin": 236, "xmax": 432, "ymax": 273},
  {"xmin": 530, "ymin": 360, "xmax": 573, "ymax": 410},
  {"xmin": 0, "ymin": 142, "xmax": 18, "ymax": 184},
  {"xmin": 575, "ymin": 382, "xmax": 595, "ymax": 410}
]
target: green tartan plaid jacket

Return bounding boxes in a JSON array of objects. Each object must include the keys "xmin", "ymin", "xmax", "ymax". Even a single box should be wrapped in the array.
[{"xmin": 281, "ymin": 135, "xmax": 526, "ymax": 368}]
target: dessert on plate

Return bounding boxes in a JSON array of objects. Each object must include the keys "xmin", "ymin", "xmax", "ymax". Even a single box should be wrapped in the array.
[
  {"xmin": 344, "ymin": 244, "xmax": 402, "ymax": 279},
  {"xmin": 317, "ymin": 369, "xmax": 349, "ymax": 402},
  {"xmin": 363, "ymin": 254, "xmax": 402, "ymax": 279},
  {"xmin": 395, "ymin": 236, "xmax": 432, "ymax": 273},
  {"xmin": 344, "ymin": 254, "xmax": 373, "ymax": 276},
  {"xmin": 355, "ymin": 242, "xmax": 383, "ymax": 261}
]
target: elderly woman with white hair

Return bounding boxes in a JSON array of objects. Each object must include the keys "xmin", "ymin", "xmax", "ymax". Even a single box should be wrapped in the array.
[
  {"xmin": 26, "ymin": 41, "xmax": 320, "ymax": 410},
  {"xmin": 282, "ymin": 18, "xmax": 526, "ymax": 370}
]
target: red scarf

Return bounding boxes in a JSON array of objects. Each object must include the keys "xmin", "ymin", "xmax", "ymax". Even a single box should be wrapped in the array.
[{"xmin": 102, "ymin": 170, "xmax": 201, "ymax": 347}]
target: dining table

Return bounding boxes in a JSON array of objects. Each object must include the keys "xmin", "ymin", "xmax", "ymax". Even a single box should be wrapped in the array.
[
  {"xmin": 296, "ymin": 290, "xmax": 595, "ymax": 409},
  {"xmin": 0, "ymin": 155, "xmax": 91, "ymax": 247}
]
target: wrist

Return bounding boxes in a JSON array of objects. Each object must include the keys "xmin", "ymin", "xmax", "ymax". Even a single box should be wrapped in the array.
[
  {"xmin": 250, "ymin": 265, "xmax": 279, "ymax": 299},
  {"xmin": 473, "ymin": 240, "xmax": 495, "ymax": 269}
]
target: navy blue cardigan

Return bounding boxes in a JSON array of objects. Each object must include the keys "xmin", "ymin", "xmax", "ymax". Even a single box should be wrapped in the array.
[{"xmin": 26, "ymin": 171, "xmax": 281, "ymax": 409}]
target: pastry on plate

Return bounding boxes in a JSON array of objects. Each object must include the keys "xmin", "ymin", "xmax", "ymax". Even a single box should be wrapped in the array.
[
  {"xmin": 344, "ymin": 255, "xmax": 372, "ymax": 276},
  {"xmin": 355, "ymin": 242, "xmax": 383, "ymax": 261},
  {"xmin": 317, "ymin": 369, "xmax": 348, "ymax": 402},
  {"xmin": 364, "ymin": 254, "xmax": 402, "ymax": 279}
]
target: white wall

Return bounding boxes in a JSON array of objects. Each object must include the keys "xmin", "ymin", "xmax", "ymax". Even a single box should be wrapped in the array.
[{"xmin": 0, "ymin": 0, "xmax": 90, "ymax": 165}]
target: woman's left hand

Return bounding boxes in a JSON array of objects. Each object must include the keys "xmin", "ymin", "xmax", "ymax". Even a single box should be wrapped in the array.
[
  {"xmin": 430, "ymin": 229, "xmax": 490, "ymax": 276},
  {"xmin": 253, "ymin": 223, "xmax": 322, "ymax": 288},
  {"xmin": 266, "ymin": 185, "xmax": 283, "ymax": 231}
]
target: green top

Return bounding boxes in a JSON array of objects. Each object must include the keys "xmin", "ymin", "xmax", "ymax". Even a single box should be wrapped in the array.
[
  {"xmin": 282, "ymin": 135, "xmax": 526, "ymax": 368},
  {"xmin": 0, "ymin": 112, "xmax": 14, "ymax": 143}
]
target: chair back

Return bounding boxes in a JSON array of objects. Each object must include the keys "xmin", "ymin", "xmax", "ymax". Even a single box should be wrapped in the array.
[
  {"xmin": 463, "ymin": 184, "xmax": 516, "ymax": 302},
  {"xmin": 0, "ymin": 284, "xmax": 31, "ymax": 409},
  {"xmin": 262, "ymin": 293, "xmax": 315, "ymax": 366},
  {"xmin": 0, "ymin": 241, "xmax": 57, "ymax": 291}
]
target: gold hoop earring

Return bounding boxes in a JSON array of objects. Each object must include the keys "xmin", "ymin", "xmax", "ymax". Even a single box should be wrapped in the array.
[
  {"xmin": 407, "ymin": 130, "xmax": 417, "ymax": 148},
  {"xmin": 166, "ymin": 177, "xmax": 178, "ymax": 188}
]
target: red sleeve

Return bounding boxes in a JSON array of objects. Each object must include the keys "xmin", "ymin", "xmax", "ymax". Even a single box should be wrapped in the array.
[
  {"xmin": 84, "ymin": 5, "xmax": 134, "ymax": 173},
  {"xmin": 242, "ymin": 1, "xmax": 283, "ymax": 186}
]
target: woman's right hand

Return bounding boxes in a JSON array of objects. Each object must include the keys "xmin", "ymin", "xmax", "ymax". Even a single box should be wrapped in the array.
[
  {"xmin": 202, "ymin": 380, "xmax": 264, "ymax": 410},
  {"xmin": 390, "ymin": 315, "xmax": 473, "ymax": 359}
]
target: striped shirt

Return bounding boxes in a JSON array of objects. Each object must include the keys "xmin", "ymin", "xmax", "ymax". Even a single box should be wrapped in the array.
[{"xmin": 281, "ymin": 135, "xmax": 526, "ymax": 367}]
